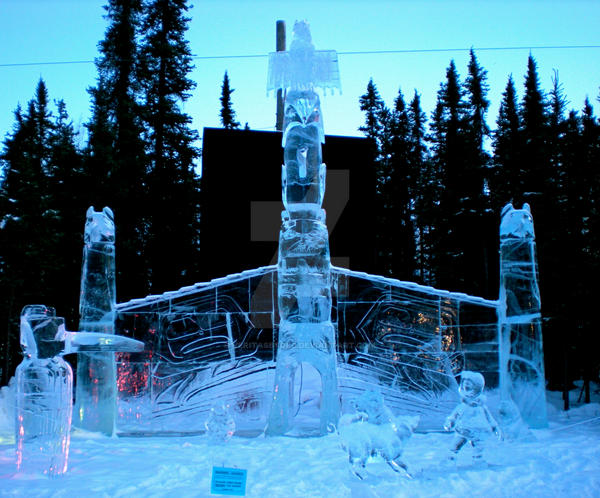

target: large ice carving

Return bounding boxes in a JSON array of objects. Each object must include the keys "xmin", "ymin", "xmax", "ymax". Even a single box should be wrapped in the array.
[
  {"xmin": 16, "ymin": 305, "xmax": 142, "ymax": 476},
  {"xmin": 108, "ymin": 23, "xmax": 547, "ymax": 438},
  {"xmin": 498, "ymin": 203, "xmax": 547, "ymax": 428},
  {"xmin": 74, "ymin": 206, "xmax": 118, "ymax": 435},
  {"xmin": 266, "ymin": 21, "xmax": 341, "ymax": 436}
]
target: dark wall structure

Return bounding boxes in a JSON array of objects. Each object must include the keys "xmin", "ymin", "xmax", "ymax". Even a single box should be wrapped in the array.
[{"xmin": 199, "ymin": 128, "xmax": 377, "ymax": 281}]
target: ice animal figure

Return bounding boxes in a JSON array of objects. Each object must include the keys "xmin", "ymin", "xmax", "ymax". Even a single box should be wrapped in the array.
[
  {"xmin": 205, "ymin": 404, "xmax": 236, "ymax": 443},
  {"xmin": 74, "ymin": 206, "xmax": 118, "ymax": 435},
  {"xmin": 266, "ymin": 21, "xmax": 342, "ymax": 436},
  {"xmin": 444, "ymin": 371, "xmax": 499, "ymax": 462},
  {"xmin": 498, "ymin": 203, "xmax": 548, "ymax": 428},
  {"xmin": 338, "ymin": 390, "xmax": 418, "ymax": 480},
  {"xmin": 16, "ymin": 305, "xmax": 142, "ymax": 476}
]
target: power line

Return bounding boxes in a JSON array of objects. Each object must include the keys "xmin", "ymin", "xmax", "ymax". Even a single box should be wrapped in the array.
[{"xmin": 0, "ymin": 45, "xmax": 599, "ymax": 68}]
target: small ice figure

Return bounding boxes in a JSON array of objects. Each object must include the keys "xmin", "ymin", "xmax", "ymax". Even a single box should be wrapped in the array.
[
  {"xmin": 338, "ymin": 390, "xmax": 419, "ymax": 480},
  {"xmin": 15, "ymin": 305, "xmax": 143, "ymax": 476},
  {"xmin": 444, "ymin": 371, "xmax": 500, "ymax": 463},
  {"xmin": 205, "ymin": 404, "xmax": 235, "ymax": 443},
  {"xmin": 497, "ymin": 399, "xmax": 534, "ymax": 442}
]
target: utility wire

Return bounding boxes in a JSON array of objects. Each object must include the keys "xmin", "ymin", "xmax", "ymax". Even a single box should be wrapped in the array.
[{"xmin": 1, "ymin": 45, "xmax": 599, "ymax": 68}]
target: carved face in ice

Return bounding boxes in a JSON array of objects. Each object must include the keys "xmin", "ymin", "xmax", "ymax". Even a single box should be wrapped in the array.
[
  {"xmin": 458, "ymin": 371, "xmax": 485, "ymax": 400},
  {"xmin": 500, "ymin": 203, "xmax": 534, "ymax": 240},
  {"xmin": 282, "ymin": 90, "xmax": 324, "ymax": 145},
  {"xmin": 84, "ymin": 206, "xmax": 115, "ymax": 244}
]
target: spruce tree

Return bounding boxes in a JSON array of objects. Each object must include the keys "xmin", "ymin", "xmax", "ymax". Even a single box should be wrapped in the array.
[
  {"xmin": 86, "ymin": 0, "xmax": 147, "ymax": 301},
  {"xmin": 138, "ymin": 0, "xmax": 201, "ymax": 293},
  {"xmin": 0, "ymin": 80, "xmax": 68, "ymax": 384},
  {"xmin": 359, "ymin": 79, "xmax": 385, "ymax": 143},
  {"xmin": 49, "ymin": 100, "xmax": 88, "ymax": 324},
  {"xmin": 463, "ymin": 50, "xmax": 494, "ymax": 297},
  {"xmin": 385, "ymin": 88, "xmax": 416, "ymax": 280},
  {"xmin": 428, "ymin": 60, "xmax": 471, "ymax": 292},
  {"xmin": 491, "ymin": 75, "xmax": 521, "ymax": 207},
  {"xmin": 359, "ymin": 79, "xmax": 388, "ymax": 273},
  {"xmin": 407, "ymin": 91, "xmax": 434, "ymax": 284},
  {"xmin": 220, "ymin": 71, "xmax": 240, "ymax": 129},
  {"xmin": 520, "ymin": 55, "xmax": 548, "ymax": 205}
]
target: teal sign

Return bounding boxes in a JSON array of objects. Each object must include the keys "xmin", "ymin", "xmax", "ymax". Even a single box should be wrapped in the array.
[{"xmin": 210, "ymin": 466, "xmax": 247, "ymax": 496}]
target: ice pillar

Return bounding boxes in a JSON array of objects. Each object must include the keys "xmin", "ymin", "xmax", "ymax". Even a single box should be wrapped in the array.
[
  {"xmin": 266, "ymin": 21, "xmax": 341, "ymax": 436},
  {"xmin": 498, "ymin": 203, "xmax": 548, "ymax": 428},
  {"xmin": 73, "ymin": 206, "xmax": 117, "ymax": 435},
  {"xmin": 16, "ymin": 304, "xmax": 143, "ymax": 475}
]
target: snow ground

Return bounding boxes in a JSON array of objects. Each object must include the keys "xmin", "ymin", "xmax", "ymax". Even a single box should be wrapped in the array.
[{"xmin": 0, "ymin": 383, "xmax": 598, "ymax": 498}]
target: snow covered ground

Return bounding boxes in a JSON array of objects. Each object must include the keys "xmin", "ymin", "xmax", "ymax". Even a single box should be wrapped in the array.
[{"xmin": 0, "ymin": 383, "xmax": 598, "ymax": 497}]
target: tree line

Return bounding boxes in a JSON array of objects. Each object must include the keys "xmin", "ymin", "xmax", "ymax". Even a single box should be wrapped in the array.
[
  {"xmin": 0, "ymin": 0, "xmax": 201, "ymax": 384},
  {"xmin": 0, "ymin": 1, "xmax": 598, "ymax": 390},
  {"xmin": 359, "ymin": 50, "xmax": 599, "ymax": 389}
]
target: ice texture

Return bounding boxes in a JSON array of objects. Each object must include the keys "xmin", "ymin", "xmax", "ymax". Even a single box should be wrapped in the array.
[
  {"xmin": 74, "ymin": 206, "xmax": 117, "ymax": 435},
  {"xmin": 498, "ymin": 203, "xmax": 548, "ymax": 428},
  {"xmin": 444, "ymin": 371, "xmax": 499, "ymax": 462},
  {"xmin": 266, "ymin": 21, "xmax": 340, "ymax": 436},
  {"xmin": 113, "ymin": 265, "xmax": 502, "ymax": 436},
  {"xmin": 16, "ymin": 306, "xmax": 72, "ymax": 476},
  {"xmin": 107, "ymin": 25, "xmax": 545, "ymax": 437},
  {"xmin": 205, "ymin": 404, "xmax": 236, "ymax": 443},
  {"xmin": 267, "ymin": 21, "xmax": 340, "ymax": 95},
  {"xmin": 15, "ymin": 304, "xmax": 143, "ymax": 475},
  {"xmin": 338, "ymin": 390, "xmax": 418, "ymax": 479}
]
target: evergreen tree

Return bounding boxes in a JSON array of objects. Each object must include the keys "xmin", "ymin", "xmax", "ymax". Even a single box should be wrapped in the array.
[
  {"xmin": 572, "ymin": 99, "xmax": 600, "ymax": 388},
  {"xmin": 48, "ymin": 100, "xmax": 88, "ymax": 324},
  {"xmin": 86, "ymin": 0, "xmax": 147, "ymax": 301},
  {"xmin": 465, "ymin": 49, "xmax": 490, "ymax": 154},
  {"xmin": 407, "ymin": 92, "xmax": 434, "ymax": 284},
  {"xmin": 220, "ymin": 71, "xmax": 240, "ymax": 129},
  {"xmin": 359, "ymin": 79, "xmax": 388, "ymax": 273},
  {"xmin": 428, "ymin": 60, "xmax": 472, "ymax": 292},
  {"xmin": 463, "ymin": 50, "xmax": 494, "ymax": 297},
  {"xmin": 359, "ymin": 79, "xmax": 385, "ymax": 144},
  {"xmin": 519, "ymin": 55, "xmax": 548, "ymax": 206},
  {"xmin": 138, "ymin": 0, "xmax": 201, "ymax": 293},
  {"xmin": 491, "ymin": 75, "xmax": 521, "ymax": 207},
  {"xmin": 0, "ymin": 80, "xmax": 77, "ymax": 384},
  {"xmin": 386, "ymin": 89, "xmax": 416, "ymax": 280},
  {"xmin": 373, "ymin": 89, "xmax": 416, "ymax": 278}
]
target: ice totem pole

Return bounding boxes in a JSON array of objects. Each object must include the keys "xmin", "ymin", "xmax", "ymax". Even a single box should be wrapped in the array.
[
  {"xmin": 498, "ymin": 203, "xmax": 548, "ymax": 428},
  {"xmin": 74, "ymin": 206, "xmax": 117, "ymax": 435},
  {"xmin": 265, "ymin": 21, "xmax": 341, "ymax": 436},
  {"xmin": 16, "ymin": 304, "xmax": 143, "ymax": 475}
]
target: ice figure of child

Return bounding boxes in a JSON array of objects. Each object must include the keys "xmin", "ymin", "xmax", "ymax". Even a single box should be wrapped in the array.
[
  {"xmin": 205, "ymin": 404, "xmax": 235, "ymax": 443},
  {"xmin": 444, "ymin": 371, "xmax": 500, "ymax": 463}
]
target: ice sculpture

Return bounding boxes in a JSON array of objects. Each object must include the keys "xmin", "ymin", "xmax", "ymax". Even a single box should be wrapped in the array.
[
  {"xmin": 498, "ymin": 203, "xmax": 548, "ymax": 428},
  {"xmin": 108, "ymin": 23, "xmax": 547, "ymax": 438},
  {"xmin": 338, "ymin": 390, "xmax": 418, "ymax": 479},
  {"xmin": 497, "ymin": 399, "xmax": 534, "ymax": 442},
  {"xmin": 205, "ymin": 404, "xmax": 236, "ymax": 443},
  {"xmin": 74, "ymin": 206, "xmax": 117, "ymax": 435},
  {"xmin": 265, "ymin": 21, "xmax": 342, "ymax": 436},
  {"xmin": 444, "ymin": 371, "xmax": 499, "ymax": 462},
  {"xmin": 16, "ymin": 305, "xmax": 143, "ymax": 476}
]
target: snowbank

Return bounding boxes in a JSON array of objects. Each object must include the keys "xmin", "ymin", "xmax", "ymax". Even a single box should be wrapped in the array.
[{"xmin": 0, "ymin": 382, "xmax": 598, "ymax": 497}]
